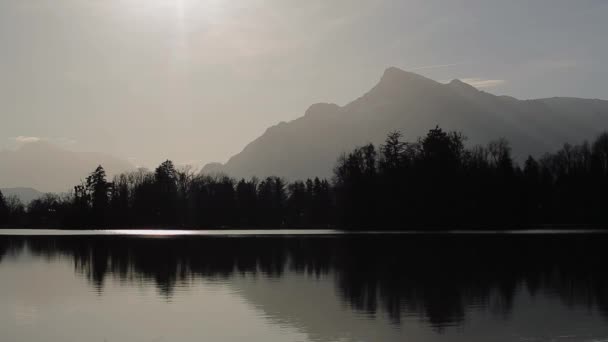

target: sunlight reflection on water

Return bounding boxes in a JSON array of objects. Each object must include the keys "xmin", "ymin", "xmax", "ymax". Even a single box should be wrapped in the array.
[{"xmin": 0, "ymin": 228, "xmax": 607, "ymax": 236}]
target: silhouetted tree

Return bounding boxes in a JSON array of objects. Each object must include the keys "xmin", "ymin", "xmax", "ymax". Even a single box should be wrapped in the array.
[
  {"xmin": 27, "ymin": 194, "xmax": 63, "ymax": 227},
  {"xmin": 592, "ymin": 133, "xmax": 608, "ymax": 175},
  {"xmin": 86, "ymin": 165, "xmax": 112, "ymax": 226},
  {"xmin": 110, "ymin": 173, "xmax": 131, "ymax": 226},
  {"xmin": 311, "ymin": 178, "xmax": 332, "ymax": 225},
  {"xmin": 287, "ymin": 180, "xmax": 308, "ymax": 226},
  {"xmin": 0, "ymin": 190, "xmax": 8, "ymax": 225},
  {"xmin": 420, "ymin": 126, "xmax": 465, "ymax": 170},
  {"xmin": 235, "ymin": 178, "xmax": 258, "ymax": 226},
  {"xmin": 0, "ymin": 195, "xmax": 25, "ymax": 226},
  {"xmin": 257, "ymin": 176, "xmax": 287, "ymax": 226},
  {"xmin": 154, "ymin": 160, "xmax": 178, "ymax": 224},
  {"xmin": 416, "ymin": 127, "xmax": 466, "ymax": 222}
]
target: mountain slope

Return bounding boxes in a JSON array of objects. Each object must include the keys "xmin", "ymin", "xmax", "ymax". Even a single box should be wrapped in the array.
[
  {"xmin": 0, "ymin": 187, "xmax": 44, "ymax": 204},
  {"xmin": 203, "ymin": 67, "xmax": 608, "ymax": 180},
  {"xmin": 0, "ymin": 141, "xmax": 134, "ymax": 193}
]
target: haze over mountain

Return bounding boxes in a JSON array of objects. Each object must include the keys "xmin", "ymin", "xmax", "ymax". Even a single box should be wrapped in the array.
[
  {"xmin": 0, "ymin": 141, "xmax": 134, "ymax": 193},
  {"xmin": 0, "ymin": 187, "xmax": 44, "ymax": 204},
  {"xmin": 203, "ymin": 67, "xmax": 608, "ymax": 180}
]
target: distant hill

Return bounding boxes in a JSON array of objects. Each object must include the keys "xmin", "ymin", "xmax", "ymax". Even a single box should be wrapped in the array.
[
  {"xmin": 203, "ymin": 67, "xmax": 608, "ymax": 180},
  {"xmin": 0, "ymin": 141, "xmax": 134, "ymax": 193},
  {"xmin": 0, "ymin": 187, "xmax": 44, "ymax": 204}
]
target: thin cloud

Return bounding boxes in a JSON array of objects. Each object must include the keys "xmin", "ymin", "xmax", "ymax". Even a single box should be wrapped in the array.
[
  {"xmin": 12, "ymin": 136, "xmax": 41, "ymax": 143},
  {"xmin": 460, "ymin": 78, "xmax": 506, "ymax": 89},
  {"xmin": 9, "ymin": 136, "xmax": 77, "ymax": 146}
]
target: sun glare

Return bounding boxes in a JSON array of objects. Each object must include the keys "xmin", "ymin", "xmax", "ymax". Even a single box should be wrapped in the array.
[
  {"xmin": 122, "ymin": 0, "xmax": 229, "ymax": 64},
  {"xmin": 107, "ymin": 229, "xmax": 199, "ymax": 236}
]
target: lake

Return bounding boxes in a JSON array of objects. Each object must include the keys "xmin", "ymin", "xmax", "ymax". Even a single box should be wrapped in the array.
[{"xmin": 1, "ymin": 230, "xmax": 607, "ymax": 342}]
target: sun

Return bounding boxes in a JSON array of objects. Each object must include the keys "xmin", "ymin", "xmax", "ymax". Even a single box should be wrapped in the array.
[
  {"xmin": 122, "ymin": 0, "xmax": 226, "ymax": 25},
  {"xmin": 175, "ymin": 0, "xmax": 188, "ymax": 25},
  {"xmin": 122, "ymin": 0, "xmax": 228, "ymax": 64}
]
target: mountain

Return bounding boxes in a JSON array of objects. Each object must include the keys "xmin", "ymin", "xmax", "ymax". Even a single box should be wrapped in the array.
[
  {"xmin": 228, "ymin": 273, "xmax": 408, "ymax": 342},
  {"xmin": 0, "ymin": 141, "xmax": 134, "ymax": 193},
  {"xmin": 0, "ymin": 187, "xmax": 44, "ymax": 204},
  {"xmin": 203, "ymin": 67, "xmax": 608, "ymax": 180}
]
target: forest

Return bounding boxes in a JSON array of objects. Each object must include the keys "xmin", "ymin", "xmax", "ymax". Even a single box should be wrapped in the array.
[{"xmin": 1, "ymin": 126, "xmax": 608, "ymax": 229}]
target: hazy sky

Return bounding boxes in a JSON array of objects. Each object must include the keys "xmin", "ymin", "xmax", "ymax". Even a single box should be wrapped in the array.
[{"xmin": 1, "ymin": 0, "xmax": 607, "ymax": 168}]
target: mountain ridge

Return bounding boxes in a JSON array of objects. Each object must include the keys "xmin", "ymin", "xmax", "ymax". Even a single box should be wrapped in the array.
[
  {"xmin": 202, "ymin": 67, "xmax": 608, "ymax": 180},
  {"xmin": 0, "ymin": 141, "xmax": 135, "ymax": 193},
  {"xmin": 0, "ymin": 187, "xmax": 44, "ymax": 204}
]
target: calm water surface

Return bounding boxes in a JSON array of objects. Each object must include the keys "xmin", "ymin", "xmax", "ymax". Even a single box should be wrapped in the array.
[{"xmin": 1, "ymin": 230, "xmax": 608, "ymax": 342}]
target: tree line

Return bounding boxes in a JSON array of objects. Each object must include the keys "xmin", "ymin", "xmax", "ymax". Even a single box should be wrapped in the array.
[
  {"xmin": 0, "ymin": 160, "xmax": 333, "ymax": 228},
  {"xmin": 1, "ymin": 126, "xmax": 608, "ymax": 229}
]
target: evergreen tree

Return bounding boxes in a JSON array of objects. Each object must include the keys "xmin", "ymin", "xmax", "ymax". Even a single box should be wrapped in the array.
[
  {"xmin": 0, "ymin": 190, "xmax": 8, "ymax": 224},
  {"xmin": 154, "ymin": 160, "xmax": 178, "ymax": 224},
  {"xmin": 86, "ymin": 165, "xmax": 112, "ymax": 225}
]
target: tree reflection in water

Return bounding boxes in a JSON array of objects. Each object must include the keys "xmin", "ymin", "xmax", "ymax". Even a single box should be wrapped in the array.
[{"xmin": 1, "ymin": 233, "xmax": 607, "ymax": 329}]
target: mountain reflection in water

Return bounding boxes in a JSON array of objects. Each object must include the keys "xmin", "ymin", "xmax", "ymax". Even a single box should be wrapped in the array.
[{"xmin": 1, "ymin": 233, "xmax": 608, "ymax": 342}]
